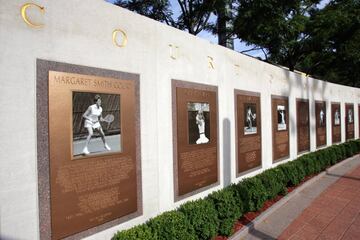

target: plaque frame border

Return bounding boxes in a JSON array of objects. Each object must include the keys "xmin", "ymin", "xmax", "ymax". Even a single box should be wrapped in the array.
[
  {"xmin": 36, "ymin": 59, "xmax": 142, "ymax": 240},
  {"xmin": 345, "ymin": 103, "xmax": 354, "ymax": 141},
  {"xmin": 331, "ymin": 101, "xmax": 341, "ymax": 144},
  {"xmin": 171, "ymin": 79, "xmax": 220, "ymax": 202},
  {"xmin": 296, "ymin": 98, "xmax": 310, "ymax": 155},
  {"xmin": 234, "ymin": 89, "xmax": 262, "ymax": 178},
  {"xmin": 315, "ymin": 100, "xmax": 327, "ymax": 149},
  {"xmin": 271, "ymin": 94, "xmax": 290, "ymax": 163}
]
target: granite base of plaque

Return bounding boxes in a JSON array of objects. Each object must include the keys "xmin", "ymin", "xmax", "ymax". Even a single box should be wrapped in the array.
[
  {"xmin": 346, "ymin": 103, "xmax": 354, "ymax": 140},
  {"xmin": 315, "ymin": 101, "xmax": 327, "ymax": 148},
  {"xmin": 37, "ymin": 60, "xmax": 142, "ymax": 240},
  {"xmin": 331, "ymin": 103, "xmax": 341, "ymax": 143},
  {"xmin": 297, "ymin": 99, "xmax": 310, "ymax": 153},
  {"xmin": 272, "ymin": 95, "xmax": 290, "ymax": 162},
  {"xmin": 235, "ymin": 90, "xmax": 262, "ymax": 175},
  {"xmin": 172, "ymin": 80, "xmax": 219, "ymax": 200}
]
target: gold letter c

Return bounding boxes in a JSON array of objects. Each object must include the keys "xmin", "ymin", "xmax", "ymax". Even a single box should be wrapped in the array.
[
  {"xmin": 112, "ymin": 29, "xmax": 128, "ymax": 48},
  {"xmin": 21, "ymin": 3, "xmax": 45, "ymax": 28}
]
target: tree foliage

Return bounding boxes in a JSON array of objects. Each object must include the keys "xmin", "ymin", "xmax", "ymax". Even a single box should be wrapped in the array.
[
  {"xmin": 299, "ymin": 0, "xmax": 360, "ymax": 86},
  {"xmin": 114, "ymin": 0, "xmax": 175, "ymax": 26},
  {"xmin": 115, "ymin": 0, "xmax": 235, "ymax": 45},
  {"xmin": 115, "ymin": 0, "xmax": 217, "ymax": 35},
  {"xmin": 114, "ymin": 0, "xmax": 360, "ymax": 86},
  {"xmin": 233, "ymin": 0, "xmax": 320, "ymax": 70}
]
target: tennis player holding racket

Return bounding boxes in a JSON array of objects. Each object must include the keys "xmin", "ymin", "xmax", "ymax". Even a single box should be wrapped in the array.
[{"xmin": 82, "ymin": 94, "xmax": 111, "ymax": 155}]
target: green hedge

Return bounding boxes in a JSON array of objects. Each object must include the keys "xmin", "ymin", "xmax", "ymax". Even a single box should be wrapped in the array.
[
  {"xmin": 112, "ymin": 223, "xmax": 154, "ymax": 240},
  {"xmin": 178, "ymin": 199, "xmax": 219, "ymax": 240},
  {"xmin": 233, "ymin": 176, "xmax": 267, "ymax": 212},
  {"xmin": 113, "ymin": 140, "xmax": 360, "ymax": 240},
  {"xmin": 147, "ymin": 211, "xmax": 196, "ymax": 240},
  {"xmin": 207, "ymin": 187, "xmax": 243, "ymax": 236},
  {"xmin": 257, "ymin": 168, "xmax": 287, "ymax": 199}
]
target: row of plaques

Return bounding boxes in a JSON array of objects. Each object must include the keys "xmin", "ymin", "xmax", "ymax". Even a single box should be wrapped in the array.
[{"xmin": 37, "ymin": 61, "xmax": 358, "ymax": 239}]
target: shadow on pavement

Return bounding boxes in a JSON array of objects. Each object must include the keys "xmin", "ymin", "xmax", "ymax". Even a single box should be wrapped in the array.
[
  {"xmin": 326, "ymin": 172, "xmax": 360, "ymax": 181},
  {"xmin": 247, "ymin": 226, "xmax": 277, "ymax": 240}
]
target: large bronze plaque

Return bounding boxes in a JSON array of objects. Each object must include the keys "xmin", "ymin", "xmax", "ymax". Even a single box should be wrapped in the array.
[
  {"xmin": 272, "ymin": 95, "xmax": 289, "ymax": 162},
  {"xmin": 172, "ymin": 80, "xmax": 218, "ymax": 199},
  {"xmin": 37, "ymin": 60, "xmax": 141, "ymax": 240},
  {"xmin": 345, "ymin": 103, "xmax": 354, "ymax": 140},
  {"xmin": 315, "ymin": 101, "xmax": 327, "ymax": 147},
  {"xmin": 235, "ymin": 90, "xmax": 261, "ymax": 175},
  {"xmin": 331, "ymin": 102, "xmax": 341, "ymax": 143},
  {"xmin": 297, "ymin": 99, "xmax": 310, "ymax": 153}
]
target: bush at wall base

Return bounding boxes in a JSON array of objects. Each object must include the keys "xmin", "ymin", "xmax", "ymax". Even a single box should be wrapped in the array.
[
  {"xmin": 178, "ymin": 199, "xmax": 219, "ymax": 240},
  {"xmin": 112, "ymin": 140, "xmax": 360, "ymax": 240},
  {"xmin": 207, "ymin": 187, "xmax": 243, "ymax": 236}
]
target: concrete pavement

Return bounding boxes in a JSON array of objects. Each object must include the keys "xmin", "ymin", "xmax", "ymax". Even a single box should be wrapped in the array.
[{"xmin": 230, "ymin": 155, "xmax": 360, "ymax": 240}]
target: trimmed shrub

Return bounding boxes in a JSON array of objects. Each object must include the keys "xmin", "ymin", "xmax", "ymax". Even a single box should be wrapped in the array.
[
  {"xmin": 279, "ymin": 160, "xmax": 305, "ymax": 187},
  {"xmin": 328, "ymin": 146, "xmax": 338, "ymax": 165},
  {"xmin": 178, "ymin": 199, "xmax": 219, "ymax": 240},
  {"xmin": 293, "ymin": 160, "xmax": 306, "ymax": 180},
  {"xmin": 112, "ymin": 140, "xmax": 360, "ymax": 240},
  {"xmin": 257, "ymin": 168, "xmax": 287, "ymax": 199},
  {"xmin": 112, "ymin": 224, "xmax": 155, "ymax": 240},
  {"xmin": 340, "ymin": 144, "xmax": 347, "ymax": 160},
  {"xmin": 147, "ymin": 211, "xmax": 196, "ymax": 240},
  {"xmin": 297, "ymin": 154, "xmax": 308, "ymax": 174},
  {"xmin": 353, "ymin": 139, "xmax": 360, "ymax": 153},
  {"xmin": 207, "ymin": 187, "xmax": 242, "ymax": 236},
  {"xmin": 333, "ymin": 145, "xmax": 344, "ymax": 161},
  {"xmin": 296, "ymin": 152, "xmax": 321, "ymax": 176},
  {"xmin": 348, "ymin": 140, "xmax": 358, "ymax": 154},
  {"xmin": 233, "ymin": 177, "xmax": 267, "ymax": 213},
  {"xmin": 316, "ymin": 149, "xmax": 331, "ymax": 170},
  {"xmin": 344, "ymin": 142, "xmax": 354, "ymax": 158},
  {"xmin": 350, "ymin": 139, "xmax": 360, "ymax": 153}
]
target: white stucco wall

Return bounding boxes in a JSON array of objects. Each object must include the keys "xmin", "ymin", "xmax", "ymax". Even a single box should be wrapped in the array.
[{"xmin": 0, "ymin": 1, "xmax": 359, "ymax": 239}]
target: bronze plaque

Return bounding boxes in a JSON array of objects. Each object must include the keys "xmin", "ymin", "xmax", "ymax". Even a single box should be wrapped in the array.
[
  {"xmin": 42, "ymin": 69, "xmax": 140, "ymax": 239},
  {"xmin": 235, "ymin": 90, "xmax": 261, "ymax": 175},
  {"xmin": 297, "ymin": 99, "xmax": 310, "ymax": 153},
  {"xmin": 272, "ymin": 95, "xmax": 289, "ymax": 162},
  {"xmin": 315, "ymin": 101, "xmax": 327, "ymax": 147},
  {"xmin": 331, "ymin": 102, "xmax": 341, "ymax": 143},
  {"xmin": 345, "ymin": 103, "xmax": 354, "ymax": 140},
  {"xmin": 172, "ymin": 80, "xmax": 218, "ymax": 199}
]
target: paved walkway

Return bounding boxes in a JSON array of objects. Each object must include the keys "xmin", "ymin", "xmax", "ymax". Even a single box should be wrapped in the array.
[
  {"xmin": 232, "ymin": 155, "xmax": 360, "ymax": 240},
  {"xmin": 279, "ymin": 160, "xmax": 360, "ymax": 240}
]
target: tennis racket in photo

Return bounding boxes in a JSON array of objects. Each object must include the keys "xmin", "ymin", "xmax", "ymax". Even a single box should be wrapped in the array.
[{"xmin": 102, "ymin": 114, "xmax": 115, "ymax": 129}]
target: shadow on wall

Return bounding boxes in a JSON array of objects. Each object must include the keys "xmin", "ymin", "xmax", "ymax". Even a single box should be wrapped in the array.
[
  {"xmin": 223, "ymin": 118, "xmax": 231, "ymax": 187},
  {"xmin": 283, "ymin": 70, "xmax": 304, "ymax": 139},
  {"xmin": 0, "ymin": 235, "xmax": 20, "ymax": 240},
  {"xmin": 279, "ymin": 69, "xmax": 329, "ymax": 151}
]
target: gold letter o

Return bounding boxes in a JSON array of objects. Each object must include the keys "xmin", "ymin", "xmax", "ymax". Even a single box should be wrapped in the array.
[{"xmin": 112, "ymin": 29, "xmax": 128, "ymax": 48}]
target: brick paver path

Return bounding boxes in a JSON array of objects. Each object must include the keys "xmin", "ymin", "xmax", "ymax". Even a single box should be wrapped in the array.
[{"xmin": 279, "ymin": 165, "xmax": 360, "ymax": 240}]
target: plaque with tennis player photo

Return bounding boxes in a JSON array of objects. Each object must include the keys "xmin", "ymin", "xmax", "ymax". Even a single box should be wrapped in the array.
[{"xmin": 72, "ymin": 92, "xmax": 121, "ymax": 157}]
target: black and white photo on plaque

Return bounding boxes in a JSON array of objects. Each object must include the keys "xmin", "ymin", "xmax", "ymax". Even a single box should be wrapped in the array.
[
  {"xmin": 243, "ymin": 103, "xmax": 257, "ymax": 135},
  {"xmin": 277, "ymin": 105, "xmax": 287, "ymax": 130},
  {"xmin": 319, "ymin": 108, "xmax": 326, "ymax": 127},
  {"xmin": 334, "ymin": 108, "xmax": 340, "ymax": 125},
  {"xmin": 72, "ymin": 92, "xmax": 121, "ymax": 157},
  {"xmin": 188, "ymin": 102, "xmax": 210, "ymax": 144},
  {"xmin": 348, "ymin": 108, "xmax": 353, "ymax": 123}
]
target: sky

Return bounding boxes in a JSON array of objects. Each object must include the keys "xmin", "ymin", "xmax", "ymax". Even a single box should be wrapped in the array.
[{"xmin": 106, "ymin": 0, "xmax": 331, "ymax": 59}]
